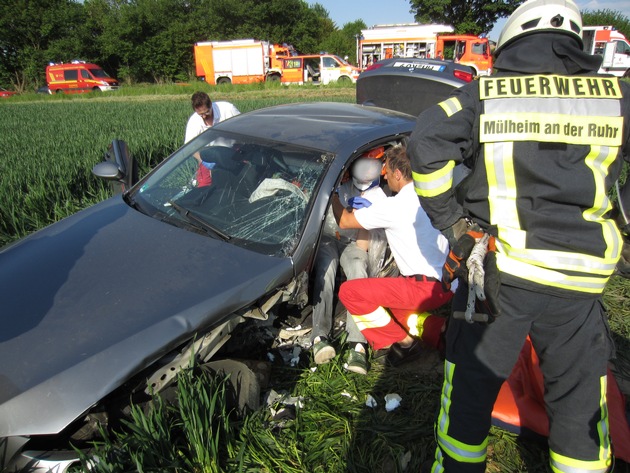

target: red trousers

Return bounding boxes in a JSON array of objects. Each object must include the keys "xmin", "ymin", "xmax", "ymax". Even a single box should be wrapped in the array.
[{"xmin": 339, "ymin": 276, "xmax": 453, "ymax": 350}]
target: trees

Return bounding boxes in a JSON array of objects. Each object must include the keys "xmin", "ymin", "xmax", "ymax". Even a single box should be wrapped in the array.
[
  {"xmin": 409, "ymin": 0, "xmax": 525, "ymax": 35},
  {"xmin": 0, "ymin": 0, "xmax": 334, "ymax": 89},
  {"xmin": 582, "ymin": 9, "xmax": 630, "ymax": 39},
  {"xmin": 0, "ymin": 0, "xmax": 88, "ymax": 91}
]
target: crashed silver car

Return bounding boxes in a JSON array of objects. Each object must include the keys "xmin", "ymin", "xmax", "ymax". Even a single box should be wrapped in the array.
[{"xmin": 0, "ymin": 102, "xmax": 417, "ymax": 472}]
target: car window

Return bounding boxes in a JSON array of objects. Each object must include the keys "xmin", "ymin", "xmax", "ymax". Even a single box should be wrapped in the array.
[
  {"xmin": 81, "ymin": 69, "xmax": 91, "ymax": 79},
  {"xmin": 64, "ymin": 69, "xmax": 78, "ymax": 80},
  {"xmin": 322, "ymin": 57, "xmax": 339, "ymax": 68},
  {"xmin": 471, "ymin": 42, "xmax": 487, "ymax": 55},
  {"xmin": 615, "ymin": 41, "xmax": 630, "ymax": 54},
  {"xmin": 132, "ymin": 130, "xmax": 333, "ymax": 257},
  {"xmin": 89, "ymin": 68, "xmax": 111, "ymax": 78}
]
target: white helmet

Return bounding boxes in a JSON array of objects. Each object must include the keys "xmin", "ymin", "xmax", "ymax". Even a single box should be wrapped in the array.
[
  {"xmin": 496, "ymin": 0, "xmax": 583, "ymax": 54},
  {"xmin": 352, "ymin": 157, "xmax": 382, "ymax": 191}
]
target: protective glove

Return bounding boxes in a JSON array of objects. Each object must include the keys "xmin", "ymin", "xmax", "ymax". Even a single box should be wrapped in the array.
[
  {"xmin": 442, "ymin": 218, "xmax": 501, "ymax": 321},
  {"xmin": 441, "ymin": 219, "xmax": 482, "ymax": 291},
  {"xmin": 348, "ymin": 196, "xmax": 372, "ymax": 209},
  {"xmin": 201, "ymin": 161, "xmax": 216, "ymax": 170}
]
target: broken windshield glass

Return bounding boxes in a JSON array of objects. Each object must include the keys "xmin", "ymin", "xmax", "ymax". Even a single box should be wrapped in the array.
[{"xmin": 133, "ymin": 130, "xmax": 331, "ymax": 257}]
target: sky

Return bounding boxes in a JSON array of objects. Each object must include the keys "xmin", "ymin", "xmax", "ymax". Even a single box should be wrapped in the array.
[{"xmin": 310, "ymin": 0, "xmax": 630, "ymax": 42}]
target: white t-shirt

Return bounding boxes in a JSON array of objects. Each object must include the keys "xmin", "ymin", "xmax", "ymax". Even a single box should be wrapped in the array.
[
  {"xmin": 184, "ymin": 101, "xmax": 241, "ymax": 143},
  {"xmin": 354, "ymin": 182, "xmax": 449, "ymax": 278},
  {"xmin": 323, "ymin": 181, "xmax": 386, "ymax": 241}
]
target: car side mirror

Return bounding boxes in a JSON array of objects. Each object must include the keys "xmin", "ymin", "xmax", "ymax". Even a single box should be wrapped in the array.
[
  {"xmin": 92, "ymin": 161, "xmax": 123, "ymax": 180},
  {"xmin": 92, "ymin": 139, "xmax": 138, "ymax": 194}
]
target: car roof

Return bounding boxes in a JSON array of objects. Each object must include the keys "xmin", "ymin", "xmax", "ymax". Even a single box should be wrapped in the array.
[{"xmin": 215, "ymin": 102, "xmax": 416, "ymax": 153}]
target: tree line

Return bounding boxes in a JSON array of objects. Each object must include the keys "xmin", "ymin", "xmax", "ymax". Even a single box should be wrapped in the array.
[
  {"xmin": 1, "ymin": 0, "xmax": 628, "ymax": 92},
  {"xmin": 0, "ymin": 0, "xmax": 369, "ymax": 91}
]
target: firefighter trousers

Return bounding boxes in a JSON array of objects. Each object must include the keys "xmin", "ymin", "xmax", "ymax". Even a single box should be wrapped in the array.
[{"xmin": 432, "ymin": 283, "xmax": 614, "ymax": 473}]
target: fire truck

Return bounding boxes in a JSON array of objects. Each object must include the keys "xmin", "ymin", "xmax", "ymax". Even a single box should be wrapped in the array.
[
  {"xmin": 193, "ymin": 39, "xmax": 294, "ymax": 85},
  {"xmin": 193, "ymin": 39, "xmax": 360, "ymax": 85},
  {"xmin": 583, "ymin": 26, "xmax": 630, "ymax": 78},
  {"xmin": 356, "ymin": 23, "xmax": 493, "ymax": 76}
]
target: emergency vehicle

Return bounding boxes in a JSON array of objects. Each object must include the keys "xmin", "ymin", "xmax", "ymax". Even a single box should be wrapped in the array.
[
  {"xmin": 583, "ymin": 26, "xmax": 630, "ymax": 78},
  {"xmin": 193, "ymin": 39, "xmax": 295, "ymax": 85},
  {"xmin": 356, "ymin": 23, "xmax": 493, "ymax": 76},
  {"xmin": 193, "ymin": 39, "xmax": 360, "ymax": 85},
  {"xmin": 280, "ymin": 54, "xmax": 361, "ymax": 85},
  {"xmin": 45, "ymin": 61, "xmax": 119, "ymax": 94}
]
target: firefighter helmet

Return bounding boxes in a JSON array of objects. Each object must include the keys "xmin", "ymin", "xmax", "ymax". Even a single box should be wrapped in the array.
[{"xmin": 495, "ymin": 0, "xmax": 583, "ymax": 55}]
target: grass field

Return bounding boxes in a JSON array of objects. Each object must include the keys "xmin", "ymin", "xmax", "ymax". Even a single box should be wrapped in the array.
[{"xmin": 1, "ymin": 83, "xmax": 629, "ymax": 472}]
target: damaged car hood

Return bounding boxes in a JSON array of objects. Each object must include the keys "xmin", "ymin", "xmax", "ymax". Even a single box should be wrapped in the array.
[{"xmin": 0, "ymin": 196, "xmax": 292, "ymax": 437}]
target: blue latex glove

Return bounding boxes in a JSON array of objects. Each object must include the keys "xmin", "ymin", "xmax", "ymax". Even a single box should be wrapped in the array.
[
  {"xmin": 348, "ymin": 196, "xmax": 372, "ymax": 209},
  {"xmin": 201, "ymin": 161, "xmax": 216, "ymax": 170}
]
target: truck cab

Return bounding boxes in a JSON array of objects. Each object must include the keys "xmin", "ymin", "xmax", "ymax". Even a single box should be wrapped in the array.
[{"xmin": 436, "ymin": 35, "xmax": 493, "ymax": 76}]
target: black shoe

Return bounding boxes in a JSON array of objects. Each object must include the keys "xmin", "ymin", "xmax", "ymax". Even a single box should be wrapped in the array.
[{"xmin": 386, "ymin": 340, "xmax": 424, "ymax": 367}]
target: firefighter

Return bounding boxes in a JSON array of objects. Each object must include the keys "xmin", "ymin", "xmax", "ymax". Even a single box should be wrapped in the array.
[{"xmin": 407, "ymin": 0, "xmax": 630, "ymax": 471}]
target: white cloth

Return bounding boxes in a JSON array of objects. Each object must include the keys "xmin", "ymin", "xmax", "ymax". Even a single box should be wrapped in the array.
[
  {"xmin": 354, "ymin": 182, "xmax": 448, "ymax": 279},
  {"xmin": 184, "ymin": 101, "xmax": 240, "ymax": 143}
]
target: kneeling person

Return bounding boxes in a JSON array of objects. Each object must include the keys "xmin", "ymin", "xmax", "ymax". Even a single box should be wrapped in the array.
[{"xmin": 332, "ymin": 145, "xmax": 454, "ymax": 369}]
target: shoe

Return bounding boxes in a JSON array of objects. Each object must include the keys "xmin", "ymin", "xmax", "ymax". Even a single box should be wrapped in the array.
[
  {"xmin": 313, "ymin": 339, "xmax": 336, "ymax": 364},
  {"xmin": 345, "ymin": 349, "xmax": 368, "ymax": 375},
  {"xmin": 371, "ymin": 347, "xmax": 390, "ymax": 365},
  {"xmin": 386, "ymin": 339, "xmax": 425, "ymax": 367}
]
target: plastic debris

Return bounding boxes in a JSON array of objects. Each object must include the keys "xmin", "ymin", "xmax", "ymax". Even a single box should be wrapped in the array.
[
  {"xmin": 384, "ymin": 393, "xmax": 402, "ymax": 412},
  {"xmin": 366, "ymin": 394, "xmax": 377, "ymax": 408}
]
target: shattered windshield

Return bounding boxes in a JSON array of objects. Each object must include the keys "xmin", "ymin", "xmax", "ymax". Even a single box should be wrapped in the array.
[{"xmin": 131, "ymin": 130, "xmax": 332, "ymax": 257}]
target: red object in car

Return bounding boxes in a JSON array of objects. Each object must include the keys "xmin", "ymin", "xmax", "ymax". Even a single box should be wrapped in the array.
[{"xmin": 0, "ymin": 87, "xmax": 16, "ymax": 98}]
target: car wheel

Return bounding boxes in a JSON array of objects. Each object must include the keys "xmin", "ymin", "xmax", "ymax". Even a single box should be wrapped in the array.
[
  {"xmin": 55, "ymin": 88, "xmax": 64, "ymax": 94},
  {"xmin": 92, "ymin": 87, "xmax": 102, "ymax": 92},
  {"xmin": 266, "ymin": 74, "xmax": 281, "ymax": 82},
  {"xmin": 217, "ymin": 77, "xmax": 231, "ymax": 85},
  {"xmin": 338, "ymin": 76, "xmax": 352, "ymax": 83}
]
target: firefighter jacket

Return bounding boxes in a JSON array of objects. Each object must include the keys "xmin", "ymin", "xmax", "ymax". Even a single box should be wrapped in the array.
[{"xmin": 409, "ymin": 33, "xmax": 630, "ymax": 298}]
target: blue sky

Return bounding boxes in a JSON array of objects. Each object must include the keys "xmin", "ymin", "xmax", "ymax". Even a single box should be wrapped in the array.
[{"xmin": 310, "ymin": 0, "xmax": 630, "ymax": 42}]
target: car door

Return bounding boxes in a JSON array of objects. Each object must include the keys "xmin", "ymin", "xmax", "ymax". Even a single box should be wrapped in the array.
[
  {"xmin": 320, "ymin": 56, "xmax": 341, "ymax": 84},
  {"xmin": 281, "ymin": 58, "xmax": 304, "ymax": 84}
]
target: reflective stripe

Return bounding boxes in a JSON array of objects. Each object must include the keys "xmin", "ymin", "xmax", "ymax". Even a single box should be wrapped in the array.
[
  {"xmin": 438, "ymin": 97, "xmax": 462, "ymax": 117},
  {"xmin": 496, "ymin": 252, "xmax": 610, "ymax": 293},
  {"xmin": 407, "ymin": 312, "xmax": 431, "ymax": 338},
  {"xmin": 484, "ymin": 142, "xmax": 520, "ymax": 235},
  {"xmin": 352, "ymin": 306, "xmax": 391, "ymax": 331},
  {"xmin": 583, "ymin": 146, "xmax": 622, "ymax": 261},
  {"xmin": 597, "ymin": 375, "xmax": 611, "ymax": 464},
  {"xmin": 437, "ymin": 361, "xmax": 454, "ymax": 434},
  {"xmin": 549, "ymin": 448, "xmax": 610, "ymax": 473},
  {"xmin": 432, "ymin": 449, "xmax": 444, "ymax": 473},
  {"xmin": 413, "ymin": 162, "xmax": 455, "ymax": 198},
  {"xmin": 485, "ymin": 96, "xmax": 622, "ymax": 117},
  {"xmin": 496, "ymin": 242, "xmax": 619, "ymax": 275},
  {"xmin": 436, "ymin": 360, "xmax": 487, "ymax": 464}
]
